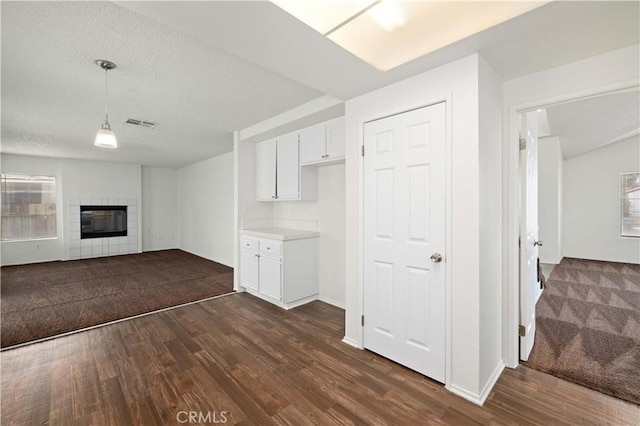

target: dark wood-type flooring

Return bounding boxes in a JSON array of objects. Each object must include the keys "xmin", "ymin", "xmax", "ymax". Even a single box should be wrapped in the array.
[{"xmin": 1, "ymin": 293, "xmax": 638, "ymax": 425}]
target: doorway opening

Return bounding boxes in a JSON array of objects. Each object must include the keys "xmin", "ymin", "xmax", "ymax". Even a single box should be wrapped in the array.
[{"xmin": 515, "ymin": 87, "xmax": 640, "ymax": 404}]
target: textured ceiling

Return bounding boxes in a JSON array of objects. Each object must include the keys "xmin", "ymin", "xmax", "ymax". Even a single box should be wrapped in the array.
[
  {"xmin": 2, "ymin": 1, "xmax": 638, "ymax": 168},
  {"xmin": 545, "ymin": 89, "xmax": 640, "ymax": 159},
  {"xmin": 0, "ymin": 1, "xmax": 322, "ymax": 167}
]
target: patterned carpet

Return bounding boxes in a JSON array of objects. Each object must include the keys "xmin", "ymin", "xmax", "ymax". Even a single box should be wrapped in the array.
[
  {"xmin": 524, "ymin": 258, "xmax": 640, "ymax": 405},
  {"xmin": 1, "ymin": 250, "xmax": 234, "ymax": 348}
]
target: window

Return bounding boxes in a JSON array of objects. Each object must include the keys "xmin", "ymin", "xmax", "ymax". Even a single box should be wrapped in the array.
[
  {"xmin": 621, "ymin": 172, "xmax": 640, "ymax": 238},
  {"xmin": 1, "ymin": 173, "xmax": 57, "ymax": 241}
]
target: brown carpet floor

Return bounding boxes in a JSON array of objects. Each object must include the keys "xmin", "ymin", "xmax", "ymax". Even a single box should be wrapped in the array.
[
  {"xmin": 1, "ymin": 249, "xmax": 233, "ymax": 348},
  {"xmin": 524, "ymin": 257, "xmax": 640, "ymax": 405}
]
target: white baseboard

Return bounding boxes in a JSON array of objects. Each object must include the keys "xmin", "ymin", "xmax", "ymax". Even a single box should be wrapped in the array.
[
  {"xmin": 341, "ymin": 336, "xmax": 361, "ymax": 349},
  {"xmin": 478, "ymin": 362, "xmax": 505, "ymax": 405},
  {"xmin": 448, "ymin": 385, "xmax": 484, "ymax": 406},
  {"xmin": 318, "ymin": 296, "xmax": 345, "ymax": 309},
  {"xmin": 178, "ymin": 247, "xmax": 233, "ymax": 267},
  {"xmin": 540, "ymin": 256, "xmax": 562, "ymax": 265},
  {"xmin": 448, "ymin": 361, "xmax": 505, "ymax": 406},
  {"xmin": 284, "ymin": 295, "xmax": 319, "ymax": 310}
]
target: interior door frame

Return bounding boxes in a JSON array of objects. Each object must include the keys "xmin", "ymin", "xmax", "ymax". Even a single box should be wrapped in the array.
[
  {"xmin": 503, "ymin": 80, "xmax": 640, "ymax": 368},
  {"xmin": 358, "ymin": 97, "xmax": 454, "ymax": 388}
]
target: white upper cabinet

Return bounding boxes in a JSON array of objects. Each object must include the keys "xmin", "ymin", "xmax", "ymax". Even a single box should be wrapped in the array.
[
  {"xmin": 299, "ymin": 124, "xmax": 327, "ymax": 164},
  {"xmin": 255, "ymin": 116, "xmax": 344, "ymax": 201},
  {"xmin": 256, "ymin": 139, "xmax": 277, "ymax": 201},
  {"xmin": 256, "ymin": 133, "xmax": 317, "ymax": 201},
  {"xmin": 299, "ymin": 117, "xmax": 345, "ymax": 166},
  {"xmin": 275, "ymin": 133, "xmax": 300, "ymax": 200},
  {"xmin": 326, "ymin": 117, "xmax": 346, "ymax": 160}
]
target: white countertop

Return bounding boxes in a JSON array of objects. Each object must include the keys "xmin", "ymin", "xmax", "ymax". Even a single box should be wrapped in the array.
[{"xmin": 240, "ymin": 227, "xmax": 319, "ymax": 241}]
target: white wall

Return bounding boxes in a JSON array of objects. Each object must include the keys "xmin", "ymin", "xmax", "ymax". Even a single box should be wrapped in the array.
[
  {"xmin": 142, "ymin": 166, "xmax": 178, "ymax": 251},
  {"xmin": 1, "ymin": 154, "xmax": 142, "ymax": 266},
  {"xmin": 177, "ymin": 152, "xmax": 234, "ymax": 266},
  {"xmin": 478, "ymin": 57, "xmax": 505, "ymax": 392},
  {"xmin": 502, "ymin": 44, "xmax": 640, "ymax": 367},
  {"xmin": 273, "ymin": 163, "xmax": 346, "ymax": 308},
  {"xmin": 563, "ymin": 137, "xmax": 640, "ymax": 263},
  {"xmin": 538, "ymin": 136, "xmax": 563, "ymax": 264},
  {"xmin": 345, "ymin": 54, "xmax": 502, "ymax": 404}
]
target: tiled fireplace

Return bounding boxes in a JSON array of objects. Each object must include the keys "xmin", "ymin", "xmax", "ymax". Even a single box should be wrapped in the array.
[{"xmin": 68, "ymin": 197, "xmax": 138, "ymax": 259}]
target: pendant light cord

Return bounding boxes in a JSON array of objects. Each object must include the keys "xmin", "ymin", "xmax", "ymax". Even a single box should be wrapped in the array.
[{"xmin": 104, "ymin": 67, "xmax": 109, "ymax": 123}]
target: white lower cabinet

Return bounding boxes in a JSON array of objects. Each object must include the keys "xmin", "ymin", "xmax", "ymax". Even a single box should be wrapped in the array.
[
  {"xmin": 239, "ymin": 250, "xmax": 259, "ymax": 291},
  {"xmin": 258, "ymin": 254, "xmax": 282, "ymax": 301},
  {"xmin": 239, "ymin": 234, "xmax": 318, "ymax": 309}
]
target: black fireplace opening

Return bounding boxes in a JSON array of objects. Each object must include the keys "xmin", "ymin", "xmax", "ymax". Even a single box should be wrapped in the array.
[{"xmin": 81, "ymin": 205, "xmax": 127, "ymax": 239}]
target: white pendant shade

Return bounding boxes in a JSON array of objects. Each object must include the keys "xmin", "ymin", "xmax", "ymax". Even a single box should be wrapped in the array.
[
  {"xmin": 95, "ymin": 122, "xmax": 118, "ymax": 148},
  {"xmin": 94, "ymin": 60, "xmax": 118, "ymax": 148}
]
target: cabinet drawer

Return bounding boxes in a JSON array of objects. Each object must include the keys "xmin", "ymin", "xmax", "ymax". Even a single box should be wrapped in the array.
[
  {"xmin": 259, "ymin": 239, "xmax": 282, "ymax": 256},
  {"xmin": 240, "ymin": 237, "xmax": 259, "ymax": 250}
]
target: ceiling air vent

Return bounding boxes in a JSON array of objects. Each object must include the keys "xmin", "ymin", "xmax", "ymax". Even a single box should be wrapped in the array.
[{"xmin": 124, "ymin": 118, "xmax": 158, "ymax": 129}]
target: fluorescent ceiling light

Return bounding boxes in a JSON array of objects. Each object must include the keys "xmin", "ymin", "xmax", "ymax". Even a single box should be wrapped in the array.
[
  {"xmin": 367, "ymin": 1, "xmax": 406, "ymax": 32},
  {"xmin": 271, "ymin": 0, "xmax": 378, "ymax": 35},
  {"xmin": 272, "ymin": 0, "xmax": 549, "ymax": 71}
]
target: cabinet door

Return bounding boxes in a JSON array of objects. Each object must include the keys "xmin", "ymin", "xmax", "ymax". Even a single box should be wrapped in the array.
[
  {"xmin": 299, "ymin": 124, "xmax": 326, "ymax": 165},
  {"xmin": 326, "ymin": 117, "xmax": 345, "ymax": 160},
  {"xmin": 276, "ymin": 133, "xmax": 300, "ymax": 200},
  {"xmin": 259, "ymin": 255, "xmax": 282, "ymax": 301},
  {"xmin": 240, "ymin": 250, "xmax": 259, "ymax": 291},
  {"xmin": 256, "ymin": 139, "xmax": 277, "ymax": 201}
]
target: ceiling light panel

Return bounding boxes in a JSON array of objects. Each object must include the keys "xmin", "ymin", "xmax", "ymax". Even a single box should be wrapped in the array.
[
  {"xmin": 271, "ymin": 0, "xmax": 378, "ymax": 35},
  {"xmin": 273, "ymin": 0, "xmax": 549, "ymax": 71}
]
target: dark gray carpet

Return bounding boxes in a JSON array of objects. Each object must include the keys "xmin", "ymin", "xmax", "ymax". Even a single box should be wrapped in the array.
[
  {"xmin": 524, "ymin": 257, "xmax": 640, "ymax": 405},
  {"xmin": 1, "ymin": 250, "xmax": 234, "ymax": 348}
]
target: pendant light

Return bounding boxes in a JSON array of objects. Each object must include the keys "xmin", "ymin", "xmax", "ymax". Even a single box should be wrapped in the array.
[{"xmin": 94, "ymin": 59, "xmax": 117, "ymax": 148}]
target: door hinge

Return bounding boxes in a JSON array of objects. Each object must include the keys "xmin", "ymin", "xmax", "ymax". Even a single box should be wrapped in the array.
[
  {"xmin": 519, "ymin": 138, "xmax": 526, "ymax": 151},
  {"xmin": 361, "ymin": 145, "xmax": 365, "ymax": 157},
  {"xmin": 519, "ymin": 325, "xmax": 526, "ymax": 337},
  {"xmin": 518, "ymin": 236, "xmax": 521, "ymax": 248},
  {"xmin": 361, "ymin": 315, "xmax": 365, "ymax": 326}
]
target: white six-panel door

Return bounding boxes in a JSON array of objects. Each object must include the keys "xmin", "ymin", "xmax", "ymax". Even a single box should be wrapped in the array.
[{"xmin": 363, "ymin": 103, "xmax": 446, "ymax": 382}]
